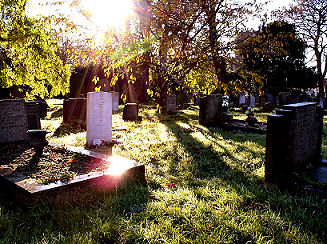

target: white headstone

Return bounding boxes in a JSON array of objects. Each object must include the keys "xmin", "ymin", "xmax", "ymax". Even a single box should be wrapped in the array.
[
  {"xmin": 86, "ymin": 92, "xmax": 112, "ymax": 146},
  {"xmin": 250, "ymin": 96, "xmax": 255, "ymax": 107},
  {"xmin": 111, "ymin": 91, "xmax": 119, "ymax": 111}
]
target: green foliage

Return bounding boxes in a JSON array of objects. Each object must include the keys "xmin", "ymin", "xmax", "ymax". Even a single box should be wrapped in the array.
[
  {"xmin": 286, "ymin": 0, "xmax": 327, "ymax": 94},
  {"xmin": 238, "ymin": 21, "xmax": 318, "ymax": 93},
  {"xmin": 0, "ymin": 0, "xmax": 70, "ymax": 98},
  {"xmin": 2, "ymin": 100, "xmax": 325, "ymax": 243},
  {"xmin": 186, "ymin": 62, "xmax": 217, "ymax": 95}
]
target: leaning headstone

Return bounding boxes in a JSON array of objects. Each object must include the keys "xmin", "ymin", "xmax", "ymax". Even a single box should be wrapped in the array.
[
  {"xmin": 265, "ymin": 102, "xmax": 323, "ymax": 185},
  {"xmin": 86, "ymin": 92, "xmax": 112, "ymax": 147},
  {"xmin": 166, "ymin": 94, "xmax": 177, "ymax": 114},
  {"xmin": 249, "ymin": 96, "xmax": 256, "ymax": 107},
  {"xmin": 238, "ymin": 92, "xmax": 246, "ymax": 107},
  {"xmin": 278, "ymin": 92, "xmax": 293, "ymax": 108},
  {"xmin": 0, "ymin": 99, "xmax": 28, "ymax": 143},
  {"xmin": 123, "ymin": 103, "xmax": 139, "ymax": 121},
  {"xmin": 199, "ymin": 94, "xmax": 223, "ymax": 125},
  {"xmin": 111, "ymin": 91, "xmax": 119, "ymax": 112},
  {"xmin": 25, "ymin": 101, "xmax": 41, "ymax": 130},
  {"xmin": 63, "ymin": 98, "xmax": 87, "ymax": 123}
]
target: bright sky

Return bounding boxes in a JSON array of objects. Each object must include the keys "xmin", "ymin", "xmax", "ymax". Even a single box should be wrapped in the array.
[
  {"xmin": 27, "ymin": 0, "xmax": 294, "ymax": 31},
  {"xmin": 27, "ymin": 0, "xmax": 135, "ymax": 40}
]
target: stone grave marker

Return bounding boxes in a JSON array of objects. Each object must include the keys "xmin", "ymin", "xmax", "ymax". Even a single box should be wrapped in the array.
[
  {"xmin": 199, "ymin": 94, "xmax": 223, "ymax": 125},
  {"xmin": 25, "ymin": 101, "xmax": 41, "ymax": 129},
  {"xmin": 249, "ymin": 95, "xmax": 255, "ymax": 107},
  {"xmin": 266, "ymin": 93, "xmax": 274, "ymax": 104},
  {"xmin": 86, "ymin": 92, "xmax": 112, "ymax": 147},
  {"xmin": 123, "ymin": 103, "xmax": 139, "ymax": 121},
  {"xmin": 238, "ymin": 92, "xmax": 246, "ymax": 107},
  {"xmin": 63, "ymin": 98, "xmax": 87, "ymax": 123},
  {"xmin": 36, "ymin": 99, "xmax": 48, "ymax": 118},
  {"xmin": 265, "ymin": 102, "xmax": 323, "ymax": 185},
  {"xmin": 278, "ymin": 92, "xmax": 293, "ymax": 108},
  {"xmin": 254, "ymin": 94, "xmax": 259, "ymax": 104},
  {"xmin": 259, "ymin": 95, "xmax": 267, "ymax": 108},
  {"xmin": 0, "ymin": 99, "xmax": 28, "ymax": 143},
  {"xmin": 111, "ymin": 91, "xmax": 119, "ymax": 112},
  {"xmin": 166, "ymin": 93, "xmax": 177, "ymax": 114},
  {"xmin": 262, "ymin": 102, "xmax": 274, "ymax": 112}
]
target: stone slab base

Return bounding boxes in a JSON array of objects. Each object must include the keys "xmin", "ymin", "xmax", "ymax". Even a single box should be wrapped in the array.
[{"xmin": 0, "ymin": 145, "xmax": 146, "ymax": 206}]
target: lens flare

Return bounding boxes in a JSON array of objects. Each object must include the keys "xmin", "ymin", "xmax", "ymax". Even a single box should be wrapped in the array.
[
  {"xmin": 105, "ymin": 155, "xmax": 135, "ymax": 176},
  {"xmin": 82, "ymin": 0, "xmax": 134, "ymax": 29}
]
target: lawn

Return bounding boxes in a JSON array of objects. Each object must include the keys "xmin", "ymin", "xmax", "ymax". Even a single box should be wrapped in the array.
[{"xmin": 0, "ymin": 100, "xmax": 326, "ymax": 243}]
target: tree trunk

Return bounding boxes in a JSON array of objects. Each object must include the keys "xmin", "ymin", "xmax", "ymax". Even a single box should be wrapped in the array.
[{"xmin": 205, "ymin": 0, "xmax": 228, "ymax": 92}]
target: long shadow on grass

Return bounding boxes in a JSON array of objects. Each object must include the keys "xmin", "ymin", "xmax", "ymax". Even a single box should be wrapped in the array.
[
  {"xmin": 157, "ymin": 111, "xmax": 327, "ymax": 241},
  {"xmin": 0, "ymin": 182, "xmax": 149, "ymax": 243}
]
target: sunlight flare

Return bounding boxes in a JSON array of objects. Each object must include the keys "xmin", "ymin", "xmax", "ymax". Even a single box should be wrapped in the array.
[
  {"xmin": 105, "ymin": 156, "xmax": 135, "ymax": 176},
  {"xmin": 82, "ymin": 0, "xmax": 134, "ymax": 29}
]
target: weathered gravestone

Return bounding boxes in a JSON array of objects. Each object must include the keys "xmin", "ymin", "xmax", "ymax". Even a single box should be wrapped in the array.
[
  {"xmin": 249, "ymin": 95, "xmax": 256, "ymax": 107},
  {"xmin": 111, "ymin": 91, "xmax": 119, "ymax": 112},
  {"xmin": 199, "ymin": 94, "xmax": 223, "ymax": 126},
  {"xmin": 36, "ymin": 99, "xmax": 48, "ymax": 118},
  {"xmin": 279, "ymin": 92, "xmax": 293, "ymax": 108},
  {"xmin": 265, "ymin": 102, "xmax": 323, "ymax": 185},
  {"xmin": 254, "ymin": 94, "xmax": 259, "ymax": 105},
  {"xmin": 266, "ymin": 93, "xmax": 274, "ymax": 104},
  {"xmin": 63, "ymin": 98, "xmax": 87, "ymax": 123},
  {"xmin": 262, "ymin": 102, "xmax": 274, "ymax": 112},
  {"xmin": 259, "ymin": 95, "xmax": 267, "ymax": 108},
  {"xmin": 86, "ymin": 92, "xmax": 112, "ymax": 147},
  {"xmin": 123, "ymin": 103, "xmax": 139, "ymax": 121},
  {"xmin": 25, "ymin": 101, "xmax": 41, "ymax": 130},
  {"xmin": 238, "ymin": 92, "xmax": 246, "ymax": 107},
  {"xmin": 166, "ymin": 94, "xmax": 177, "ymax": 114},
  {"xmin": 0, "ymin": 99, "xmax": 28, "ymax": 143}
]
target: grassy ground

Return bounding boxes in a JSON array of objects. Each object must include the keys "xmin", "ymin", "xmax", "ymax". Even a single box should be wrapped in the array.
[{"xmin": 0, "ymin": 100, "xmax": 327, "ymax": 243}]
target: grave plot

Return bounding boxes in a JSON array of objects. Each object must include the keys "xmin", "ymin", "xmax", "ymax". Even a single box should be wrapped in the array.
[
  {"xmin": 0, "ymin": 92, "xmax": 145, "ymax": 206},
  {"xmin": 199, "ymin": 94, "xmax": 267, "ymax": 133},
  {"xmin": 0, "ymin": 142, "xmax": 146, "ymax": 206}
]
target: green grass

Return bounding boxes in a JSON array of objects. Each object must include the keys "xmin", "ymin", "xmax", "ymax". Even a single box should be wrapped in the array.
[
  {"xmin": 230, "ymin": 108, "xmax": 273, "ymax": 123},
  {"xmin": 0, "ymin": 100, "xmax": 326, "ymax": 243}
]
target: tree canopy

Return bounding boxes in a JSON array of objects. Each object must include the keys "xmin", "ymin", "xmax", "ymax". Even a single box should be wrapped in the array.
[
  {"xmin": 238, "ymin": 21, "xmax": 317, "ymax": 94},
  {"xmin": 285, "ymin": 0, "xmax": 327, "ymax": 100},
  {"xmin": 0, "ymin": 0, "xmax": 70, "ymax": 99}
]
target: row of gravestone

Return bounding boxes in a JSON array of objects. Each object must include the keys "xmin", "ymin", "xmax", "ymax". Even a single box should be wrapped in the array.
[
  {"xmin": 64, "ymin": 92, "xmax": 178, "ymax": 124},
  {"xmin": 0, "ymin": 99, "xmax": 47, "ymax": 143},
  {"xmin": 1, "ymin": 94, "xmax": 324, "ymax": 188},
  {"xmin": 63, "ymin": 91, "xmax": 119, "ymax": 124},
  {"xmin": 237, "ymin": 92, "xmax": 314, "ymax": 110}
]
